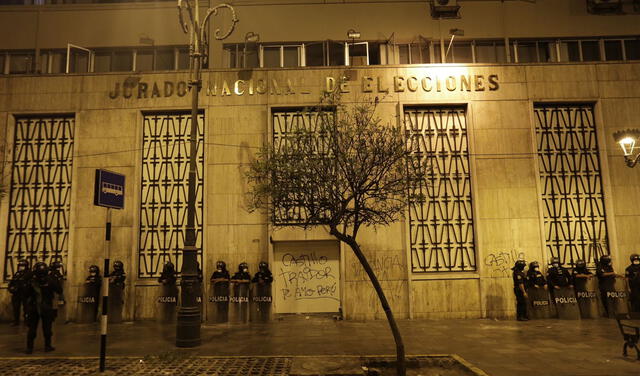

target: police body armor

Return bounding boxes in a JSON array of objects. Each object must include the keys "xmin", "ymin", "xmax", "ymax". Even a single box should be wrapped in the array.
[
  {"xmin": 525, "ymin": 262, "xmax": 551, "ymax": 319},
  {"xmin": 207, "ymin": 261, "xmax": 230, "ymax": 324},
  {"xmin": 572, "ymin": 261, "xmax": 600, "ymax": 319},
  {"xmin": 108, "ymin": 260, "xmax": 126, "ymax": 323},
  {"xmin": 49, "ymin": 261, "xmax": 67, "ymax": 323},
  {"xmin": 77, "ymin": 265, "xmax": 101, "ymax": 323},
  {"xmin": 8, "ymin": 260, "xmax": 30, "ymax": 325},
  {"xmin": 229, "ymin": 263, "xmax": 251, "ymax": 324},
  {"xmin": 250, "ymin": 261, "xmax": 273, "ymax": 323},
  {"xmin": 548, "ymin": 263, "xmax": 580, "ymax": 320},
  {"xmin": 597, "ymin": 257, "xmax": 629, "ymax": 318},
  {"xmin": 625, "ymin": 254, "xmax": 640, "ymax": 313},
  {"xmin": 157, "ymin": 261, "xmax": 178, "ymax": 324}
]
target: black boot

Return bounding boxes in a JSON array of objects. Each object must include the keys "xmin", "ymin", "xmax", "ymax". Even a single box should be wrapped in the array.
[
  {"xmin": 44, "ymin": 338, "xmax": 55, "ymax": 352},
  {"xmin": 26, "ymin": 338, "xmax": 34, "ymax": 354}
]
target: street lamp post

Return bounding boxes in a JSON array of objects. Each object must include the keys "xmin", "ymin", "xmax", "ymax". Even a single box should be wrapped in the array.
[
  {"xmin": 176, "ymin": 0, "xmax": 237, "ymax": 348},
  {"xmin": 614, "ymin": 129, "xmax": 640, "ymax": 168}
]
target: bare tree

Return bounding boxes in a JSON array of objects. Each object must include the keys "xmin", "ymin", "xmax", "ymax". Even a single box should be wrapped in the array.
[{"xmin": 246, "ymin": 90, "xmax": 424, "ymax": 376}]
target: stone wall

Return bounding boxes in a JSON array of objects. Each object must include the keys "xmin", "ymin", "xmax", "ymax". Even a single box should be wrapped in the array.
[{"xmin": 0, "ymin": 62, "xmax": 639, "ymax": 321}]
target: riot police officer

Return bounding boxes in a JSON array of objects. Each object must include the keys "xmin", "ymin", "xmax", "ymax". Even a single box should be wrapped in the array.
[
  {"xmin": 547, "ymin": 257, "xmax": 573, "ymax": 290},
  {"xmin": 48, "ymin": 261, "xmax": 66, "ymax": 320},
  {"xmin": 24, "ymin": 262, "xmax": 62, "ymax": 353},
  {"xmin": 85, "ymin": 265, "xmax": 102, "ymax": 320},
  {"xmin": 158, "ymin": 261, "xmax": 177, "ymax": 285},
  {"xmin": 8, "ymin": 260, "xmax": 29, "ymax": 326},
  {"xmin": 625, "ymin": 254, "xmax": 640, "ymax": 312},
  {"xmin": 572, "ymin": 259, "xmax": 593, "ymax": 281},
  {"xmin": 596, "ymin": 255, "xmax": 622, "ymax": 316},
  {"xmin": 252, "ymin": 261, "xmax": 273, "ymax": 284},
  {"xmin": 210, "ymin": 261, "xmax": 230, "ymax": 282},
  {"xmin": 109, "ymin": 260, "xmax": 126, "ymax": 289},
  {"xmin": 231, "ymin": 262, "xmax": 251, "ymax": 282},
  {"xmin": 526, "ymin": 261, "xmax": 547, "ymax": 290},
  {"xmin": 512, "ymin": 260, "xmax": 528, "ymax": 321}
]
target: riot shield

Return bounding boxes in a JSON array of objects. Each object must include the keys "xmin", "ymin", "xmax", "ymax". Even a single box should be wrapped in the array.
[
  {"xmin": 77, "ymin": 284, "xmax": 99, "ymax": 323},
  {"xmin": 229, "ymin": 282, "xmax": 250, "ymax": 324},
  {"xmin": 54, "ymin": 280, "xmax": 67, "ymax": 323},
  {"xmin": 551, "ymin": 286, "xmax": 580, "ymax": 320},
  {"xmin": 603, "ymin": 278, "xmax": 630, "ymax": 318},
  {"xmin": 108, "ymin": 283, "xmax": 124, "ymax": 323},
  {"xmin": 526, "ymin": 286, "xmax": 551, "ymax": 319},
  {"xmin": 207, "ymin": 281, "xmax": 230, "ymax": 324},
  {"xmin": 574, "ymin": 277, "xmax": 600, "ymax": 319},
  {"xmin": 156, "ymin": 284, "xmax": 178, "ymax": 324},
  {"xmin": 250, "ymin": 283, "xmax": 272, "ymax": 322}
]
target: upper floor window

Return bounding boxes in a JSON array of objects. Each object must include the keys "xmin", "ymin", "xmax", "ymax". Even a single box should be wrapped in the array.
[
  {"xmin": 223, "ymin": 40, "xmax": 386, "ymax": 68},
  {"xmin": 32, "ymin": 45, "xmax": 191, "ymax": 74},
  {"xmin": 1, "ymin": 51, "xmax": 35, "ymax": 74}
]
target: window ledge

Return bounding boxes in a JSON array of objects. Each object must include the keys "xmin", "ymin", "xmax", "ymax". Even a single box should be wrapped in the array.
[{"xmin": 411, "ymin": 272, "xmax": 480, "ymax": 281}]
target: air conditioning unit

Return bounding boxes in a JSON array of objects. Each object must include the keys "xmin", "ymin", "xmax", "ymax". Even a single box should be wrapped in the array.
[
  {"xmin": 587, "ymin": 0, "xmax": 623, "ymax": 14},
  {"xmin": 431, "ymin": 0, "xmax": 460, "ymax": 19}
]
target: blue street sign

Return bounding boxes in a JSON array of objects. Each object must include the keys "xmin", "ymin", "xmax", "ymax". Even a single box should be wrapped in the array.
[{"xmin": 94, "ymin": 169, "xmax": 125, "ymax": 209}]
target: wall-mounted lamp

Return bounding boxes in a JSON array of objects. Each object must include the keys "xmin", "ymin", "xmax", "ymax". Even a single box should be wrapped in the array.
[
  {"xmin": 347, "ymin": 29, "xmax": 361, "ymax": 40},
  {"xmin": 614, "ymin": 129, "xmax": 640, "ymax": 167},
  {"xmin": 444, "ymin": 28, "xmax": 464, "ymax": 62},
  {"xmin": 243, "ymin": 32, "xmax": 260, "ymax": 68}
]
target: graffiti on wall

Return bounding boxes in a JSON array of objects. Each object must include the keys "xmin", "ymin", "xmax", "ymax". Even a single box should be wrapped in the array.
[{"xmin": 484, "ymin": 249, "xmax": 525, "ymax": 278}]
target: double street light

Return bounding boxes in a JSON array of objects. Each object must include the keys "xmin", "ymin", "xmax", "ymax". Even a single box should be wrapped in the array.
[
  {"xmin": 614, "ymin": 129, "xmax": 640, "ymax": 168},
  {"xmin": 175, "ymin": 0, "xmax": 237, "ymax": 347}
]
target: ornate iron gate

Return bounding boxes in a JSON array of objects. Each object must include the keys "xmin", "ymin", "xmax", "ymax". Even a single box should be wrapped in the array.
[
  {"xmin": 139, "ymin": 112, "xmax": 204, "ymax": 278},
  {"xmin": 4, "ymin": 115, "xmax": 75, "ymax": 280},
  {"xmin": 405, "ymin": 106, "xmax": 476, "ymax": 272},
  {"xmin": 271, "ymin": 108, "xmax": 334, "ymax": 225},
  {"xmin": 535, "ymin": 104, "xmax": 608, "ymax": 266}
]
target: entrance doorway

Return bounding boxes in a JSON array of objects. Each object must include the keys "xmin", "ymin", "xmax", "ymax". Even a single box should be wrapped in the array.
[{"xmin": 273, "ymin": 240, "xmax": 341, "ymax": 314}]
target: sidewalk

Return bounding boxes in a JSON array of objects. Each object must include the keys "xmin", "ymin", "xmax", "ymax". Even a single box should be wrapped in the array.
[{"xmin": 0, "ymin": 316, "xmax": 638, "ymax": 375}]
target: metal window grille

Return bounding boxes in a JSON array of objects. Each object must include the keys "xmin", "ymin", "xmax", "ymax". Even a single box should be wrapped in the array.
[
  {"xmin": 4, "ymin": 115, "xmax": 75, "ymax": 280},
  {"xmin": 535, "ymin": 104, "xmax": 608, "ymax": 266},
  {"xmin": 139, "ymin": 112, "xmax": 204, "ymax": 278},
  {"xmin": 405, "ymin": 106, "xmax": 476, "ymax": 272},
  {"xmin": 271, "ymin": 108, "xmax": 334, "ymax": 225}
]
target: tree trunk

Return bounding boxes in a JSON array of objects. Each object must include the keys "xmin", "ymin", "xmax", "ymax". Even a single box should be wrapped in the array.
[{"xmin": 340, "ymin": 235, "xmax": 406, "ymax": 376}]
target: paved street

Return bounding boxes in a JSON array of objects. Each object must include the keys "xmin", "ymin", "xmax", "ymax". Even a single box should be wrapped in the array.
[{"xmin": 0, "ymin": 316, "xmax": 638, "ymax": 375}]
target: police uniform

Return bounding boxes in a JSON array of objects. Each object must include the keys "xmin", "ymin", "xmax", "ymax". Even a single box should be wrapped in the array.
[
  {"xmin": 48, "ymin": 263, "xmax": 66, "ymax": 320},
  {"xmin": 596, "ymin": 262, "xmax": 616, "ymax": 316},
  {"xmin": 547, "ymin": 266, "xmax": 573, "ymax": 289},
  {"xmin": 85, "ymin": 266, "xmax": 102, "ymax": 321},
  {"xmin": 252, "ymin": 262, "xmax": 273, "ymax": 284},
  {"xmin": 526, "ymin": 269, "xmax": 547, "ymax": 289},
  {"xmin": 158, "ymin": 262, "xmax": 177, "ymax": 285},
  {"xmin": 625, "ymin": 263, "xmax": 640, "ymax": 312},
  {"xmin": 24, "ymin": 264, "xmax": 62, "ymax": 353},
  {"xmin": 8, "ymin": 265, "xmax": 29, "ymax": 325},
  {"xmin": 512, "ymin": 263, "xmax": 528, "ymax": 321}
]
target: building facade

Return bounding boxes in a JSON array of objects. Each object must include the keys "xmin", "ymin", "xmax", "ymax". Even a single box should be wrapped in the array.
[{"xmin": 1, "ymin": 0, "xmax": 640, "ymax": 321}]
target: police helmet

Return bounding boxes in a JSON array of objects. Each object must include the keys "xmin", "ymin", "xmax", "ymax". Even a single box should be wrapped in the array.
[
  {"xmin": 163, "ymin": 261, "xmax": 175, "ymax": 273},
  {"xmin": 34, "ymin": 262, "xmax": 49, "ymax": 278},
  {"xmin": 259, "ymin": 261, "xmax": 269, "ymax": 271},
  {"xmin": 216, "ymin": 260, "xmax": 226, "ymax": 270},
  {"xmin": 529, "ymin": 261, "xmax": 540, "ymax": 269},
  {"xmin": 113, "ymin": 260, "xmax": 124, "ymax": 272},
  {"xmin": 600, "ymin": 255, "xmax": 612, "ymax": 265},
  {"xmin": 50, "ymin": 261, "xmax": 63, "ymax": 271},
  {"xmin": 513, "ymin": 260, "xmax": 526, "ymax": 270},
  {"xmin": 239, "ymin": 262, "xmax": 249, "ymax": 272},
  {"xmin": 17, "ymin": 259, "xmax": 29, "ymax": 270},
  {"xmin": 630, "ymin": 254, "xmax": 640, "ymax": 262},
  {"xmin": 575, "ymin": 259, "xmax": 587, "ymax": 269},
  {"xmin": 550, "ymin": 257, "xmax": 561, "ymax": 265},
  {"xmin": 89, "ymin": 265, "xmax": 100, "ymax": 274}
]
